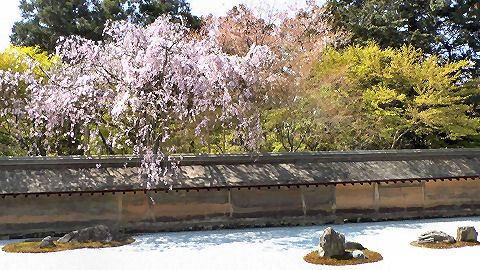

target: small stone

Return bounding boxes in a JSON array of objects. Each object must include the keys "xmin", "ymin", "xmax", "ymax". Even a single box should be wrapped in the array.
[
  {"xmin": 318, "ymin": 227, "xmax": 346, "ymax": 258},
  {"xmin": 39, "ymin": 236, "xmax": 55, "ymax": 249},
  {"xmin": 457, "ymin": 226, "xmax": 477, "ymax": 242},
  {"xmin": 69, "ymin": 231, "xmax": 80, "ymax": 243},
  {"xmin": 345, "ymin": 241, "xmax": 366, "ymax": 250},
  {"xmin": 350, "ymin": 250, "xmax": 367, "ymax": 259},
  {"xmin": 417, "ymin": 231, "xmax": 455, "ymax": 245},
  {"xmin": 57, "ymin": 232, "xmax": 75, "ymax": 243}
]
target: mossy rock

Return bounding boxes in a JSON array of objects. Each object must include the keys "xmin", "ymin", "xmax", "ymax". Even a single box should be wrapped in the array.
[
  {"xmin": 2, "ymin": 238, "xmax": 135, "ymax": 253},
  {"xmin": 410, "ymin": 241, "xmax": 480, "ymax": 249},
  {"xmin": 303, "ymin": 249, "xmax": 383, "ymax": 266}
]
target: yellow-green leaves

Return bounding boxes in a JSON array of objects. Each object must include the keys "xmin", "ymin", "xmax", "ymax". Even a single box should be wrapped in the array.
[
  {"xmin": 0, "ymin": 45, "xmax": 57, "ymax": 156},
  {"xmin": 307, "ymin": 43, "xmax": 479, "ymax": 149},
  {"xmin": 0, "ymin": 45, "xmax": 55, "ymax": 76}
]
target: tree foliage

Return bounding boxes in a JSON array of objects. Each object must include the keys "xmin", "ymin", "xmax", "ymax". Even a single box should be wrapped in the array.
[
  {"xmin": 205, "ymin": 3, "xmax": 347, "ymax": 152},
  {"xmin": 11, "ymin": 0, "xmax": 201, "ymax": 53},
  {"xmin": 4, "ymin": 16, "xmax": 272, "ymax": 186},
  {"xmin": 0, "ymin": 46, "xmax": 55, "ymax": 155},
  {"xmin": 306, "ymin": 43, "xmax": 480, "ymax": 149},
  {"xmin": 2, "ymin": 1, "xmax": 480, "ymax": 168},
  {"xmin": 326, "ymin": 0, "xmax": 480, "ymax": 77}
]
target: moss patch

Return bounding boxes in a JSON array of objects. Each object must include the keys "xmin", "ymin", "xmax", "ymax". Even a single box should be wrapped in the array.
[
  {"xmin": 410, "ymin": 241, "xmax": 480, "ymax": 249},
  {"xmin": 303, "ymin": 249, "xmax": 383, "ymax": 266},
  {"xmin": 2, "ymin": 238, "xmax": 135, "ymax": 253}
]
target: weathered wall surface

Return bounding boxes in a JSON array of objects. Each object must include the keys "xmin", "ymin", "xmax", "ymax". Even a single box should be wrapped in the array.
[
  {"xmin": 2, "ymin": 178, "xmax": 480, "ymax": 238},
  {"xmin": 1, "ymin": 149, "xmax": 480, "ymax": 238}
]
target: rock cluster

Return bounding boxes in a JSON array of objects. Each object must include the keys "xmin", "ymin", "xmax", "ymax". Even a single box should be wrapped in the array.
[
  {"xmin": 318, "ymin": 227, "xmax": 368, "ymax": 259},
  {"xmin": 417, "ymin": 226, "xmax": 478, "ymax": 245},
  {"xmin": 417, "ymin": 231, "xmax": 456, "ymax": 244},
  {"xmin": 58, "ymin": 225, "xmax": 113, "ymax": 243},
  {"xmin": 39, "ymin": 225, "xmax": 117, "ymax": 249}
]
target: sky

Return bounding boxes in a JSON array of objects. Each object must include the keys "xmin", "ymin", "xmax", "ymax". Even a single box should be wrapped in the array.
[
  {"xmin": 0, "ymin": 0, "xmax": 324, "ymax": 52},
  {"xmin": 0, "ymin": 0, "xmax": 22, "ymax": 51}
]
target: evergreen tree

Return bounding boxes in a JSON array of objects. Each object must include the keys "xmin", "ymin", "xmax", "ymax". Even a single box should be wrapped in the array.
[
  {"xmin": 10, "ymin": 0, "xmax": 201, "ymax": 53},
  {"xmin": 326, "ymin": 0, "xmax": 480, "ymax": 77},
  {"xmin": 122, "ymin": 0, "xmax": 201, "ymax": 27}
]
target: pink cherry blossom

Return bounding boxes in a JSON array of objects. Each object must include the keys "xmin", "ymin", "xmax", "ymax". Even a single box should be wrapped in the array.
[{"xmin": 6, "ymin": 15, "xmax": 273, "ymax": 187}]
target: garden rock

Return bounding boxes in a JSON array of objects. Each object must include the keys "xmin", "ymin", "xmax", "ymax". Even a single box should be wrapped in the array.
[
  {"xmin": 417, "ymin": 231, "xmax": 455, "ymax": 244},
  {"xmin": 39, "ymin": 236, "xmax": 55, "ymax": 249},
  {"xmin": 57, "ymin": 232, "xmax": 73, "ymax": 243},
  {"xmin": 350, "ymin": 250, "xmax": 367, "ymax": 259},
  {"xmin": 318, "ymin": 227, "xmax": 345, "ymax": 257},
  {"xmin": 345, "ymin": 241, "xmax": 366, "ymax": 250},
  {"xmin": 61, "ymin": 225, "xmax": 113, "ymax": 243},
  {"xmin": 456, "ymin": 226, "xmax": 477, "ymax": 242}
]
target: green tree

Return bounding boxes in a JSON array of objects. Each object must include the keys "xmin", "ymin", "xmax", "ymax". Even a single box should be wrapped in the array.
[
  {"xmin": 0, "ymin": 46, "xmax": 57, "ymax": 155},
  {"xmin": 305, "ymin": 43, "xmax": 480, "ymax": 149},
  {"xmin": 326, "ymin": 0, "xmax": 480, "ymax": 77},
  {"xmin": 11, "ymin": 0, "xmax": 105, "ymax": 53},
  {"xmin": 0, "ymin": 46, "xmax": 92, "ymax": 156},
  {"xmin": 262, "ymin": 97, "xmax": 321, "ymax": 152},
  {"xmin": 11, "ymin": 0, "xmax": 201, "ymax": 53},
  {"xmin": 121, "ymin": 0, "xmax": 201, "ymax": 27}
]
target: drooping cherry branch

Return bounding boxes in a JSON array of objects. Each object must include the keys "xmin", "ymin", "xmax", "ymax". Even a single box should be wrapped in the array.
[{"xmin": 18, "ymin": 15, "xmax": 273, "ymax": 187}]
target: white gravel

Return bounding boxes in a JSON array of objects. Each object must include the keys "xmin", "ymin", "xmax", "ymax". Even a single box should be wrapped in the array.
[{"xmin": 1, "ymin": 216, "xmax": 479, "ymax": 270}]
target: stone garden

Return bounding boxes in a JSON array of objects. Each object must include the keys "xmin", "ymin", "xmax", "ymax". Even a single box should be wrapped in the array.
[
  {"xmin": 303, "ymin": 227, "xmax": 383, "ymax": 266},
  {"xmin": 304, "ymin": 225, "xmax": 479, "ymax": 266},
  {"xmin": 2, "ymin": 225, "xmax": 134, "ymax": 253},
  {"xmin": 412, "ymin": 226, "xmax": 479, "ymax": 249}
]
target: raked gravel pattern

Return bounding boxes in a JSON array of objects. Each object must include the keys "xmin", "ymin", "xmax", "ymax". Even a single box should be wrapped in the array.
[{"xmin": 1, "ymin": 216, "xmax": 479, "ymax": 270}]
